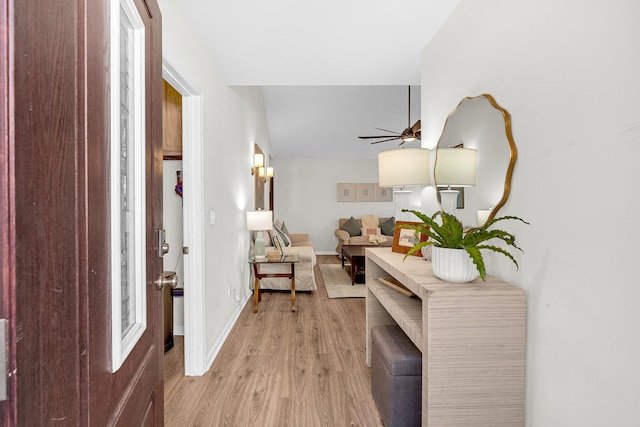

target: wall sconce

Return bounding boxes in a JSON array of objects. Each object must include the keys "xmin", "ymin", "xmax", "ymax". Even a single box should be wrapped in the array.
[
  {"xmin": 435, "ymin": 147, "xmax": 477, "ymax": 213},
  {"xmin": 251, "ymin": 153, "xmax": 264, "ymax": 176},
  {"xmin": 258, "ymin": 166, "xmax": 274, "ymax": 183}
]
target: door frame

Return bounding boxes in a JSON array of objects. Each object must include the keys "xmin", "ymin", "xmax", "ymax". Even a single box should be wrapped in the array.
[{"xmin": 161, "ymin": 60, "xmax": 206, "ymax": 376}]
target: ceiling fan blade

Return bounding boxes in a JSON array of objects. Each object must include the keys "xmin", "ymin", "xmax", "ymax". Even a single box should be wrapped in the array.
[
  {"xmin": 374, "ymin": 127, "xmax": 400, "ymax": 134},
  {"xmin": 410, "ymin": 119, "xmax": 421, "ymax": 133},
  {"xmin": 370, "ymin": 137, "xmax": 401, "ymax": 144},
  {"xmin": 359, "ymin": 135, "xmax": 401, "ymax": 139},
  {"xmin": 416, "ymin": 130, "xmax": 421, "ymax": 140}
]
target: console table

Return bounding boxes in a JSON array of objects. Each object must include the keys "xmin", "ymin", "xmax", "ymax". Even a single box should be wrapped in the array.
[{"xmin": 365, "ymin": 247, "xmax": 526, "ymax": 426}]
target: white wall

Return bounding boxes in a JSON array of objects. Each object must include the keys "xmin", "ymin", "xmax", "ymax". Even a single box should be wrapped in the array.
[
  {"xmin": 273, "ymin": 158, "xmax": 399, "ymax": 253},
  {"xmin": 421, "ymin": 1, "xmax": 640, "ymax": 425},
  {"xmin": 158, "ymin": 0, "xmax": 271, "ymax": 369},
  {"xmin": 163, "ymin": 160, "xmax": 184, "ymax": 335}
]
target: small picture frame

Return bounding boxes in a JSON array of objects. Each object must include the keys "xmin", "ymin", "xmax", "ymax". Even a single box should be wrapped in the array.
[{"xmin": 392, "ymin": 221, "xmax": 428, "ymax": 257}]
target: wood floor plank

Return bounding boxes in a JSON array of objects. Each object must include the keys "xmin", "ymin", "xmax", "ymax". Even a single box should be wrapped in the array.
[{"xmin": 164, "ymin": 255, "xmax": 384, "ymax": 426}]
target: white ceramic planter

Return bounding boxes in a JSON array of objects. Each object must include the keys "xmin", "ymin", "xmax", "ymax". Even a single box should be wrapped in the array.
[{"xmin": 431, "ymin": 246, "xmax": 479, "ymax": 283}]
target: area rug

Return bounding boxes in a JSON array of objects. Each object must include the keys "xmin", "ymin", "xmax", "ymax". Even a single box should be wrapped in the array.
[{"xmin": 319, "ymin": 264, "xmax": 367, "ymax": 298}]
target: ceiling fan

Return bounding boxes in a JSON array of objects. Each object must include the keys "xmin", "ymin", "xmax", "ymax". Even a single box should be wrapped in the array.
[{"xmin": 358, "ymin": 86, "xmax": 421, "ymax": 145}]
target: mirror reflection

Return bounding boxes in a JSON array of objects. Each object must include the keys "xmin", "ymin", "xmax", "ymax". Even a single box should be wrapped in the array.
[{"xmin": 434, "ymin": 94, "xmax": 517, "ymax": 227}]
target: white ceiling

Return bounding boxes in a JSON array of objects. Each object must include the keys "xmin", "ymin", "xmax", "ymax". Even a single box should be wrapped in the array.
[
  {"xmin": 175, "ymin": 0, "xmax": 462, "ymax": 158},
  {"xmin": 262, "ymin": 85, "xmax": 422, "ymax": 159}
]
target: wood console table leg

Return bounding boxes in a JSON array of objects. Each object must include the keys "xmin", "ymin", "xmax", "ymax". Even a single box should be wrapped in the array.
[
  {"xmin": 252, "ymin": 263, "xmax": 260, "ymax": 313},
  {"xmin": 253, "ymin": 277, "xmax": 260, "ymax": 313},
  {"xmin": 290, "ymin": 263, "xmax": 296, "ymax": 312}
]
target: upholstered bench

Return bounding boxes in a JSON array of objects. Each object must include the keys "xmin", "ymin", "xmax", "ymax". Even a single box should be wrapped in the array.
[{"xmin": 371, "ymin": 324, "xmax": 422, "ymax": 427}]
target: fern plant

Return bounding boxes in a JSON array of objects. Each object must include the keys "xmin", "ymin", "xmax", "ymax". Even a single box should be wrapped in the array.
[{"xmin": 398, "ymin": 209, "xmax": 529, "ymax": 281}]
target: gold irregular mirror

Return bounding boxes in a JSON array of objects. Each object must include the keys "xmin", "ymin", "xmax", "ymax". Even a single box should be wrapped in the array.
[{"xmin": 434, "ymin": 94, "xmax": 517, "ymax": 227}]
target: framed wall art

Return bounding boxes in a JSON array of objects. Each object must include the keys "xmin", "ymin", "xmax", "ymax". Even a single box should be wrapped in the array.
[
  {"xmin": 337, "ymin": 183, "xmax": 356, "ymax": 202},
  {"xmin": 375, "ymin": 184, "xmax": 393, "ymax": 202},
  {"xmin": 356, "ymin": 183, "xmax": 376, "ymax": 202}
]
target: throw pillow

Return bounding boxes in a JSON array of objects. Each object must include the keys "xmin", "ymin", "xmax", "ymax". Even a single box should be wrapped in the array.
[
  {"xmin": 340, "ymin": 216, "xmax": 361, "ymax": 237},
  {"xmin": 280, "ymin": 222, "xmax": 290, "ymax": 236},
  {"xmin": 380, "ymin": 217, "xmax": 395, "ymax": 236},
  {"xmin": 273, "ymin": 220, "xmax": 292, "ymax": 246},
  {"xmin": 269, "ymin": 229, "xmax": 287, "ymax": 250},
  {"xmin": 361, "ymin": 227, "xmax": 382, "ymax": 237},
  {"xmin": 275, "ymin": 225, "xmax": 292, "ymax": 247}
]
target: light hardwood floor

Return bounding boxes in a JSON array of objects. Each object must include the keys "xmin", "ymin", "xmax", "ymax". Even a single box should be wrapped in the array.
[{"xmin": 164, "ymin": 255, "xmax": 384, "ymax": 426}]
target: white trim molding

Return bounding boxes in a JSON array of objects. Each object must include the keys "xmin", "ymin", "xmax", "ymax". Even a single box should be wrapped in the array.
[{"xmin": 162, "ymin": 60, "xmax": 207, "ymax": 376}]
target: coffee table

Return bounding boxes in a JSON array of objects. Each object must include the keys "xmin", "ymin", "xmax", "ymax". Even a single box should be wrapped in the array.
[
  {"xmin": 341, "ymin": 245, "xmax": 366, "ymax": 285},
  {"xmin": 249, "ymin": 253, "xmax": 299, "ymax": 313}
]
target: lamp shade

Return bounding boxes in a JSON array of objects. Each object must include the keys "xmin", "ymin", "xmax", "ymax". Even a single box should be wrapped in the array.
[
  {"xmin": 435, "ymin": 148, "xmax": 477, "ymax": 187},
  {"xmin": 246, "ymin": 210, "xmax": 273, "ymax": 231},
  {"xmin": 378, "ymin": 148, "xmax": 430, "ymax": 187},
  {"xmin": 477, "ymin": 209, "xmax": 492, "ymax": 226}
]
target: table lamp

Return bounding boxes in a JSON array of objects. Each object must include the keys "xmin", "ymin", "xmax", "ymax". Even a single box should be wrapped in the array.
[
  {"xmin": 246, "ymin": 210, "xmax": 272, "ymax": 260},
  {"xmin": 435, "ymin": 147, "xmax": 477, "ymax": 214},
  {"xmin": 378, "ymin": 148, "xmax": 430, "ymax": 189}
]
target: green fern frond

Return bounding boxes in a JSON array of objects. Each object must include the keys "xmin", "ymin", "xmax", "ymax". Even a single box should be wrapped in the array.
[
  {"xmin": 485, "ymin": 215, "xmax": 530, "ymax": 230},
  {"xmin": 465, "ymin": 246, "xmax": 487, "ymax": 281},
  {"xmin": 476, "ymin": 244, "xmax": 520, "ymax": 269},
  {"xmin": 396, "ymin": 223, "xmax": 445, "ymax": 247}
]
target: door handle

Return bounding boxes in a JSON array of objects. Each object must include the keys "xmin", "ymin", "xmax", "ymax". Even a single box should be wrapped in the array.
[{"xmin": 155, "ymin": 271, "xmax": 178, "ymax": 291}]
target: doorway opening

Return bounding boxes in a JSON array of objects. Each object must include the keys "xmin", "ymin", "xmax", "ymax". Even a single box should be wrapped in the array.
[{"xmin": 162, "ymin": 60, "xmax": 206, "ymax": 376}]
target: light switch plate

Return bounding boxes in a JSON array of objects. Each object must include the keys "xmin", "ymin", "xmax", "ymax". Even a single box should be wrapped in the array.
[{"xmin": 209, "ymin": 210, "xmax": 215, "ymax": 225}]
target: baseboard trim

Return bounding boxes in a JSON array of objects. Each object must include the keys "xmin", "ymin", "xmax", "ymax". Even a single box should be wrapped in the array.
[
  {"xmin": 204, "ymin": 292, "xmax": 252, "ymax": 371},
  {"xmin": 173, "ymin": 326, "xmax": 185, "ymax": 336},
  {"xmin": 316, "ymin": 250, "xmax": 339, "ymax": 256}
]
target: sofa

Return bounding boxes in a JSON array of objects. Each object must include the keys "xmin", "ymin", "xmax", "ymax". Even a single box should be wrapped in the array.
[
  {"xmin": 250, "ymin": 227, "xmax": 317, "ymax": 292},
  {"xmin": 334, "ymin": 215, "xmax": 395, "ymax": 254}
]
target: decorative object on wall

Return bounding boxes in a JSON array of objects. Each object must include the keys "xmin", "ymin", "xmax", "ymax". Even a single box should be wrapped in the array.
[
  {"xmin": 337, "ymin": 183, "xmax": 396, "ymax": 202},
  {"xmin": 391, "ymin": 220, "xmax": 428, "ymax": 257},
  {"xmin": 174, "ymin": 170, "xmax": 183, "ymax": 198},
  {"xmin": 246, "ymin": 210, "xmax": 273, "ymax": 260},
  {"xmin": 375, "ymin": 185, "xmax": 393, "ymax": 202},
  {"xmin": 337, "ymin": 183, "xmax": 356, "ymax": 202},
  {"xmin": 397, "ymin": 209, "xmax": 529, "ymax": 282},
  {"xmin": 435, "ymin": 94, "xmax": 517, "ymax": 225},
  {"xmin": 258, "ymin": 166, "xmax": 274, "ymax": 183},
  {"xmin": 254, "ymin": 144, "xmax": 265, "ymax": 209},
  {"xmin": 378, "ymin": 147, "xmax": 430, "ymax": 189},
  {"xmin": 356, "ymin": 183, "xmax": 376, "ymax": 202},
  {"xmin": 251, "ymin": 152, "xmax": 264, "ymax": 176}
]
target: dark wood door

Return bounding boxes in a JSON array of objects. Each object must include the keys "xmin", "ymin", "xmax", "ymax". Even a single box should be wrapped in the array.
[{"xmin": 3, "ymin": 0, "xmax": 164, "ymax": 424}]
